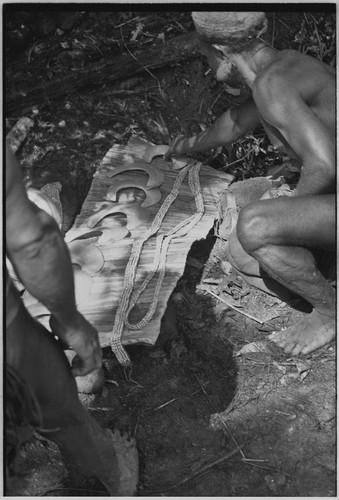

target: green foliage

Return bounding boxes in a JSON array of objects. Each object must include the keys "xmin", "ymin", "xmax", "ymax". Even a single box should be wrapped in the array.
[
  {"xmin": 264, "ymin": 12, "xmax": 336, "ymax": 64},
  {"xmin": 206, "ymin": 11, "xmax": 335, "ymax": 180}
]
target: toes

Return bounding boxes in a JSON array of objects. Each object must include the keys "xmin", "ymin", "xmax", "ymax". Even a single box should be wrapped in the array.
[
  {"xmin": 275, "ymin": 339, "xmax": 288, "ymax": 348},
  {"xmin": 111, "ymin": 427, "xmax": 136, "ymax": 446},
  {"xmin": 268, "ymin": 331, "xmax": 282, "ymax": 342},
  {"xmin": 268, "ymin": 330, "xmax": 302, "ymax": 354},
  {"xmin": 268, "ymin": 334, "xmax": 289, "ymax": 350},
  {"xmin": 300, "ymin": 341, "xmax": 318, "ymax": 356},
  {"xmin": 268, "ymin": 334, "xmax": 285, "ymax": 346},
  {"xmin": 290, "ymin": 343, "xmax": 303, "ymax": 356}
]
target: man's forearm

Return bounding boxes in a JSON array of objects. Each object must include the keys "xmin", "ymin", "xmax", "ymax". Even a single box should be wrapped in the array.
[
  {"xmin": 176, "ymin": 109, "xmax": 241, "ymax": 155},
  {"xmin": 294, "ymin": 163, "xmax": 335, "ymax": 196},
  {"xmin": 8, "ymin": 210, "xmax": 79, "ymax": 329},
  {"xmin": 171, "ymin": 99, "xmax": 261, "ymax": 156}
]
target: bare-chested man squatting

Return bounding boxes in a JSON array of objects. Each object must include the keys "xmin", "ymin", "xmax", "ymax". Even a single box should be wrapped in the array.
[{"xmin": 167, "ymin": 12, "xmax": 336, "ymax": 356}]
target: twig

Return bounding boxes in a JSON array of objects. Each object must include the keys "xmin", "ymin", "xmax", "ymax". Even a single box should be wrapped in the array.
[
  {"xmin": 225, "ymin": 143, "xmax": 259, "ymax": 168},
  {"xmin": 145, "ymin": 446, "xmax": 242, "ymax": 494},
  {"xmin": 312, "ymin": 21, "xmax": 324, "ymax": 60},
  {"xmin": 106, "ymin": 379, "xmax": 119, "ymax": 386},
  {"xmin": 202, "ymin": 287, "xmax": 265, "ymax": 324},
  {"xmin": 172, "ymin": 19, "xmax": 186, "ymax": 32},
  {"xmin": 154, "ymin": 383, "xmax": 210, "ymax": 411},
  {"xmin": 229, "ymin": 459, "xmax": 292, "ymax": 476},
  {"xmin": 115, "ymin": 16, "xmax": 141, "ymax": 29},
  {"xmin": 195, "ymin": 375, "xmax": 246, "ymax": 459},
  {"xmin": 178, "ymin": 447, "xmax": 242, "ymax": 487},
  {"xmin": 27, "ymin": 40, "xmax": 40, "ymax": 63},
  {"xmin": 243, "ymin": 462, "xmax": 272, "ymax": 471},
  {"xmin": 83, "ymin": 34, "xmax": 104, "ymax": 56},
  {"xmin": 87, "ymin": 407, "xmax": 115, "ymax": 412},
  {"xmin": 271, "ymin": 13, "xmax": 276, "ymax": 47},
  {"xmin": 155, "ymin": 398, "xmax": 177, "ymax": 411},
  {"xmin": 241, "ymin": 458, "xmax": 268, "ymax": 462},
  {"xmin": 120, "ymin": 27, "xmax": 162, "ymax": 90},
  {"xmin": 133, "ymin": 413, "xmax": 140, "ymax": 437},
  {"xmin": 38, "ymin": 486, "xmax": 106, "ymax": 496},
  {"xmin": 277, "ymin": 18, "xmax": 293, "ymax": 33},
  {"xmin": 101, "ymin": 87, "xmax": 161, "ymax": 99},
  {"xmin": 215, "ymin": 331, "xmax": 233, "ymax": 352},
  {"xmin": 210, "ymin": 86, "xmax": 225, "ymax": 111}
]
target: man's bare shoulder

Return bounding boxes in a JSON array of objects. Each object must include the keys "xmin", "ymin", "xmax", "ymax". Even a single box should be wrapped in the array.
[{"xmin": 253, "ymin": 49, "xmax": 334, "ymax": 103}]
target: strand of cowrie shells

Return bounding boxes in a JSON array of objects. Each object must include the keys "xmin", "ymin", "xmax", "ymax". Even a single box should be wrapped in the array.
[{"xmin": 110, "ymin": 162, "xmax": 204, "ymax": 366}]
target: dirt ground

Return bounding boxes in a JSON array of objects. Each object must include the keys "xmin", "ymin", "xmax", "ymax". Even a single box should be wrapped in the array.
[{"xmin": 5, "ymin": 9, "xmax": 336, "ymax": 497}]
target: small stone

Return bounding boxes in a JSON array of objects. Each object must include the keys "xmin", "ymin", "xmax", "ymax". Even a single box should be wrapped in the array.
[
  {"xmin": 221, "ymin": 261, "xmax": 233, "ymax": 275},
  {"xmin": 172, "ymin": 292, "xmax": 185, "ymax": 304},
  {"xmin": 264, "ymin": 474, "xmax": 278, "ymax": 494},
  {"xmin": 64, "ymin": 351, "xmax": 105, "ymax": 393},
  {"xmin": 76, "ymin": 367, "xmax": 105, "ymax": 394},
  {"xmin": 274, "ymin": 472, "xmax": 287, "ymax": 487},
  {"xmin": 102, "ymin": 386, "xmax": 109, "ymax": 398}
]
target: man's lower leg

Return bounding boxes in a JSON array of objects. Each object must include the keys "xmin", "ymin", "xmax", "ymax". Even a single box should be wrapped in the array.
[
  {"xmin": 253, "ymin": 244, "xmax": 335, "ymax": 354},
  {"xmin": 7, "ymin": 312, "xmax": 138, "ymax": 495}
]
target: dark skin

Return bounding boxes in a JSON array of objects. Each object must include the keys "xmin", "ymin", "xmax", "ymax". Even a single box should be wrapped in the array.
[
  {"xmin": 168, "ymin": 41, "xmax": 335, "ymax": 355},
  {"xmin": 6, "ymin": 146, "xmax": 102, "ymax": 376},
  {"xmin": 6, "ymin": 147, "xmax": 138, "ymax": 495}
]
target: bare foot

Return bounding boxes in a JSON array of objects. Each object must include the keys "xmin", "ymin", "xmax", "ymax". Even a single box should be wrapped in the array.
[
  {"xmin": 101, "ymin": 429, "xmax": 139, "ymax": 496},
  {"xmin": 268, "ymin": 309, "xmax": 336, "ymax": 356}
]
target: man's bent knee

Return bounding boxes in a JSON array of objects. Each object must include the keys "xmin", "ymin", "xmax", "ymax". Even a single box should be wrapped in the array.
[
  {"xmin": 227, "ymin": 227, "xmax": 261, "ymax": 276},
  {"xmin": 236, "ymin": 201, "xmax": 269, "ymax": 254}
]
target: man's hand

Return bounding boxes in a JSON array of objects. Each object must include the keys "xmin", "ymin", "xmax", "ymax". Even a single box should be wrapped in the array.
[
  {"xmin": 165, "ymin": 134, "xmax": 191, "ymax": 160},
  {"xmin": 260, "ymin": 184, "xmax": 296, "ymax": 200},
  {"xmin": 50, "ymin": 312, "xmax": 102, "ymax": 377}
]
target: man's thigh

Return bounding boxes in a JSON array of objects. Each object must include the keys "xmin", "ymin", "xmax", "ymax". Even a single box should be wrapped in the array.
[
  {"xmin": 245, "ymin": 193, "xmax": 335, "ymax": 249},
  {"xmin": 6, "ymin": 302, "xmax": 82, "ymax": 427}
]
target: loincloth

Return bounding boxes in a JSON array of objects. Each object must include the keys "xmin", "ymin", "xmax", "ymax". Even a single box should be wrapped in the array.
[
  {"xmin": 5, "ymin": 364, "xmax": 43, "ymax": 494},
  {"xmin": 6, "ymin": 268, "xmax": 21, "ymax": 329},
  {"xmin": 218, "ymin": 177, "xmax": 336, "ymax": 294},
  {"xmin": 217, "ymin": 176, "xmax": 336, "ymax": 283},
  {"xmin": 217, "ymin": 176, "xmax": 292, "ymax": 241},
  {"xmin": 5, "ymin": 364, "xmax": 42, "ymax": 453}
]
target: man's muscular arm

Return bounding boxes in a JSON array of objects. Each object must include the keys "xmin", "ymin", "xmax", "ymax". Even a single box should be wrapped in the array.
[
  {"xmin": 254, "ymin": 77, "xmax": 335, "ymax": 196},
  {"xmin": 168, "ymin": 97, "xmax": 261, "ymax": 156},
  {"xmin": 6, "ymin": 147, "xmax": 102, "ymax": 376}
]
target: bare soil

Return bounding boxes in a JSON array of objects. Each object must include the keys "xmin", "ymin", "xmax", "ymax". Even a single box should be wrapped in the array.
[{"xmin": 5, "ymin": 9, "xmax": 336, "ymax": 497}]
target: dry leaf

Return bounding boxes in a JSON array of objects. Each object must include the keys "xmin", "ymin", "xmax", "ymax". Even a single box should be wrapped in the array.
[
  {"xmin": 106, "ymin": 379, "xmax": 119, "ymax": 387},
  {"xmin": 171, "ymin": 157, "xmax": 188, "ymax": 170},
  {"xmin": 279, "ymin": 373, "xmax": 299, "ymax": 386},
  {"xmin": 295, "ymin": 360, "xmax": 312, "ymax": 375},
  {"xmin": 272, "ymin": 360, "xmax": 287, "ymax": 374},
  {"xmin": 130, "ymin": 22, "xmax": 144, "ymax": 41},
  {"xmin": 235, "ymin": 341, "xmax": 271, "ymax": 357},
  {"xmin": 6, "ymin": 117, "xmax": 34, "ymax": 153},
  {"xmin": 224, "ymin": 84, "xmax": 241, "ymax": 96}
]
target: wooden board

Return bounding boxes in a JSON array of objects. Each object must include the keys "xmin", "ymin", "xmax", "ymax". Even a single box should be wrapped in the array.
[{"xmin": 25, "ymin": 136, "xmax": 233, "ymax": 348}]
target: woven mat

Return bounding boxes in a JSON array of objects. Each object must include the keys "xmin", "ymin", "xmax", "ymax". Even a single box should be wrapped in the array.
[{"xmin": 24, "ymin": 136, "xmax": 233, "ymax": 347}]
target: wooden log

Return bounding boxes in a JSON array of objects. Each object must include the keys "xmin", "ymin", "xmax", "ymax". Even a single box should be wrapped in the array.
[{"xmin": 6, "ymin": 31, "xmax": 199, "ymax": 115}]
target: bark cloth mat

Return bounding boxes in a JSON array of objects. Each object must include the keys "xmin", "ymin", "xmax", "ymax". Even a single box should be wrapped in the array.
[{"xmin": 23, "ymin": 135, "xmax": 233, "ymax": 364}]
